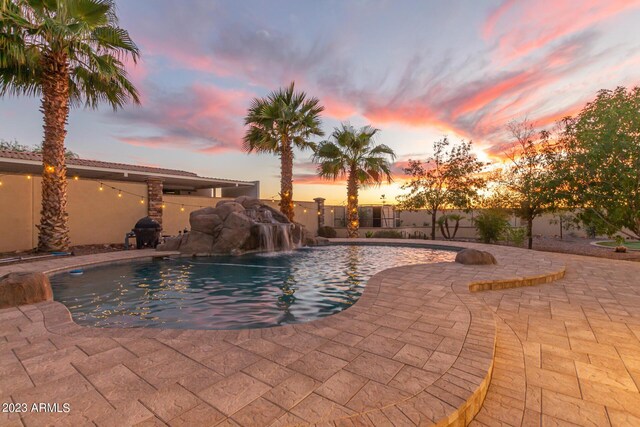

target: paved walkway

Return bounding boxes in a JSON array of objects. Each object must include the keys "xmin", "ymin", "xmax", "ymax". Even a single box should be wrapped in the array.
[
  {"xmin": 0, "ymin": 241, "xmax": 638, "ymax": 426},
  {"xmin": 472, "ymin": 252, "xmax": 640, "ymax": 426}
]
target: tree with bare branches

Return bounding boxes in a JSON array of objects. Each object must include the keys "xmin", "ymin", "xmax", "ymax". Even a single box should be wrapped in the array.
[{"xmin": 498, "ymin": 119, "xmax": 560, "ymax": 249}]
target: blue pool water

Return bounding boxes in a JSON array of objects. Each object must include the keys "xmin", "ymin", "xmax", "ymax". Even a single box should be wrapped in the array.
[{"xmin": 51, "ymin": 244, "xmax": 455, "ymax": 330}]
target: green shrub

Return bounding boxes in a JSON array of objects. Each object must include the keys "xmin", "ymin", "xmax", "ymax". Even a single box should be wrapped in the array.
[
  {"xmin": 372, "ymin": 230, "xmax": 403, "ymax": 239},
  {"xmin": 318, "ymin": 226, "xmax": 337, "ymax": 238},
  {"xmin": 504, "ymin": 226, "xmax": 526, "ymax": 246},
  {"xmin": 474, "ymin": 210, "xmax": 509, "ymax": 243},
  {"xmin": 614, "ymin": 235, "xmax": 626, "ymax": 246},
  {"xmin": 365, "ymin": 231, "xmax": 374, "ymax": 238}
]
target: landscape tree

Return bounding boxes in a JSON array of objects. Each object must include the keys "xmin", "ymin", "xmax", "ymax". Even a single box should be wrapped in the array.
[
  {"xmin": 498, "ymin": 119, "xmax": 560, "ymax": 249},
  {"xmin": 243, "ymin": 82, "xmax": 324, "ymax": 222},
  {"xmin": 0, "ymin": 0, "xmax": 140, "ymax": 251},
  {"xmin": 558, "ymin": 86, "xmax": 640, "ymax": 239},
  {"xmin": 313, "ymin": 123, "xmax": 395, "ymax": 237},
  {"xmin": 397, "ymin": 137, "xmax": 485, "ymax": 240}
]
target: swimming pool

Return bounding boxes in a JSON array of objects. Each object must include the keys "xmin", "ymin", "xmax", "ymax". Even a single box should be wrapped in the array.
[{"xmin": 51, "ymin": 244, "xmax": 455, "ymax": 330}]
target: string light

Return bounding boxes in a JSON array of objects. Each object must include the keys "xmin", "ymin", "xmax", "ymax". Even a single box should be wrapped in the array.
[
  {"xmin": 330, "ymin": 209, "xmax": 334, "ymax": 213},
  {"xmin": 303, "ymin": 209, "xmax": 307, "ymax": 213},
  {"xmin": 317, "ymin": 211, "xmax": 321, "ymax": 216},
  {"xmin": 17, "ymin": 176, "xmax": 267, "ymax": 211},
  {"xmin": 45, "ymin": 165, "xmax": 55, "ymax": 173}
]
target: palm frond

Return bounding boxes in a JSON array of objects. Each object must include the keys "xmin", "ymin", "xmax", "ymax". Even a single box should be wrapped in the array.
[
  {"xmin": 243, "ymin": 81, "xmax": 324, "ymax": 155},
  {"xmin": 313, "ymin": 122, "xmax": 396, "ymax": 187},
  {"xmin": 1, "ymin": 0, "xmax": 140, "ymax": 110}
]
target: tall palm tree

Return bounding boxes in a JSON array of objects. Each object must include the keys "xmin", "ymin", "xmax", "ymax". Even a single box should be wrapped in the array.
[
  {"xmin": 1, "ymin": 0, "xmax": 140, "ymax": 251},
  {"xmin": 244, "ymin": 82, "xmax": 323, "ymax": 222},
  {"xmin": 314, "ymin": 124, "xmax": 396, "ymax": 237}
]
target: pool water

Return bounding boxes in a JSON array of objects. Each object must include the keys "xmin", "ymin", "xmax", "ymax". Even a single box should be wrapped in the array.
[{"xmin": 51, "ymin": 244, "xmax": 455, "ymax": 330}]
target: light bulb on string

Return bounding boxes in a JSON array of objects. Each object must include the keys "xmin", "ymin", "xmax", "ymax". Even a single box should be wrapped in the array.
[
  {"xmin": 118, "ymin": 190, "xmax": 122, "ymax": 198},
  {"xmin": 27, "ymin": 175, "xmax": 31, "ymax": 180},
  {"xmin": 140, "ymin": 197, "xmax": 144, "ymax": 204},
  {"xmin": 73, "ymin": 176, "xmax": 79, "ymax": 181},
  {"xmin": 99, "ymin": 183, "xmax": 103, "ymax": 191},
  {"xmin": 180, "ymin": 205, "xmax": 185, "ymax": 212}
]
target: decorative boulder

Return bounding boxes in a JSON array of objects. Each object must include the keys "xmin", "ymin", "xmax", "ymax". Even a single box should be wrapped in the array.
[
  {"xmin": 214, "ymin": 202, "xmax": 245, "ymax": 220},
  {"xmin": 180, "ymin": 230, "xmax": 215, "ymax": 254},
  {"xmin": 0, "ymin": 272, "xmax": 53, "ymax": 309},
  {"xmin": 190, "ymin": 212, "xmax": 222, "ymax": 235},
  {"xmin": 158, "ymin": 235, "xmax": 182, "ymax": 251},
  {"xmin": 455, "ymin": 249, "xmax": 497, "ymax": 265},
  {"xmin": 157, "ymin": 196, "xmax": 304, "ymax": 255}
]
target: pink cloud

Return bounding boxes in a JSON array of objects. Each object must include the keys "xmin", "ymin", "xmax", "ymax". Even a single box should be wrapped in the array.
[
  {"xmin": 451, "ymin": 71, "xmax": 536, "ymax": 119},
  {"xmin": 487, "ymin": 0, "xmax": 640, "ymax": 62},
  {"xmin": 117, "ymin": 84, "xmax": 253, "ymax": 153},
  {"xmin": 362, "ymin": 101, "xmax": 472, "ymax": 139},
  {"xmin": 482, "ymin": 0, "xmax": 516, "ymax": 39},
  {"xmin": 322, "ymin": 96, "xmax": 358, "ymax": 121}
]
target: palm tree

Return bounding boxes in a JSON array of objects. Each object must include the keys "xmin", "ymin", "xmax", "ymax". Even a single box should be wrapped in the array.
[
  {"xmin": 1, "ymin": 0, "xmax": 140, "ymax": 251},
  {"xmin": 314, "ymin": 124, "xmax": 396, "ymax": 237},
  {"xmin": 244, "ymin": 82, "xmax": 323, "ymax": 222}
]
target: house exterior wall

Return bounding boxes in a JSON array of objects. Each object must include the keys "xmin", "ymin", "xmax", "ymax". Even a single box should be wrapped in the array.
[
  {"xmin": 0, "ymin": 174, "xmax": 324, "ymax": 252},
  {"xmin": 0, "ymin": 174, "xmax": 148, "ymax": 252}
]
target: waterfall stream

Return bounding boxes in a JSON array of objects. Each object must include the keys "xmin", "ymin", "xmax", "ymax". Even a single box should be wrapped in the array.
[{"xmin": 256, "ymin": 223, "xmax": 294, "ymax": 252}]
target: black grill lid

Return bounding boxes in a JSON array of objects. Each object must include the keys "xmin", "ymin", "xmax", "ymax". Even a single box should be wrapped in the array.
[{"xmin": 134, "ymin": 216, "xmax": 161, "ymax": 229}]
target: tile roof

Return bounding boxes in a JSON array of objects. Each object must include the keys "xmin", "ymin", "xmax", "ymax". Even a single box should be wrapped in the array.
[{"xmin": 0, "ymin": 150, "xmax": 199, "ymax": 177}]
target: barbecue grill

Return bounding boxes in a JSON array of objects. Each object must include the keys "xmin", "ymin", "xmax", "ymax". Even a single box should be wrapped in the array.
[{"xmin": 132, "ymin": 217, "xmax": 162, "ymax": 249}]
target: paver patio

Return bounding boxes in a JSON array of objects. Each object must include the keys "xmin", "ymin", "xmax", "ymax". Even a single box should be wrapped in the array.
[{"xmin": 0, "ymin": 240, "xmax": 638, "ymax": 426}]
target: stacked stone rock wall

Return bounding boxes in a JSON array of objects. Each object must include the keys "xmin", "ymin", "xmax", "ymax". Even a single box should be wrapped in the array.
[{"xmin": 158, "ymin": 196, "xmax": 307, "ymax": 255}]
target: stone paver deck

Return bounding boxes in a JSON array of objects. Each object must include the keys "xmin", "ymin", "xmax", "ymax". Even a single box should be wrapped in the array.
[{"xmin": 0, "ymin": 240, "xmax": 638, "ymax": 426}]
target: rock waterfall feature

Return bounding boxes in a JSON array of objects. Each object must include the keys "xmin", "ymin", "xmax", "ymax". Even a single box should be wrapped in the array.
[{"xmin": 158, "ymin": 197, "xmax": 305, "ymax": 255}]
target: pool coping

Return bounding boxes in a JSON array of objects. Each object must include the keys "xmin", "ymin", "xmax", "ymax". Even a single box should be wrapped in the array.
[{"xmin": 1, "ymin": 240, "xmax": 566, "ymax": 426}]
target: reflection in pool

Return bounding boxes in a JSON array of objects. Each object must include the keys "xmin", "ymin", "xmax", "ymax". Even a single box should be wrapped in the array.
[{"xmin": 51, "ymin": 244, "xmax": 455, "ymax": 330}]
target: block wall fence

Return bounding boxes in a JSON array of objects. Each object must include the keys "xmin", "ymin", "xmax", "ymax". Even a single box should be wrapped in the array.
[{"xmin": 0, "ymin": 172, "xmax": 588, "ymax": 253}]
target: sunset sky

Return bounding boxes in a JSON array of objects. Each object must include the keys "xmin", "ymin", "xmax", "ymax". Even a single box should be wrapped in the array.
[{"xmin": 1, "ymin": 0, "xmax": 639, "ymax": 204}]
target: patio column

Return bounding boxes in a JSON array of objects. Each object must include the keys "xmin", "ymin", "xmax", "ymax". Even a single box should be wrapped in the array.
[
  {"xmin": 146, "ymin": 178, "xmax": 163, "ymax": 227},
  {"xmin": 314, "ymin": 197, "xmax": 325, "ymax": 230}
]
